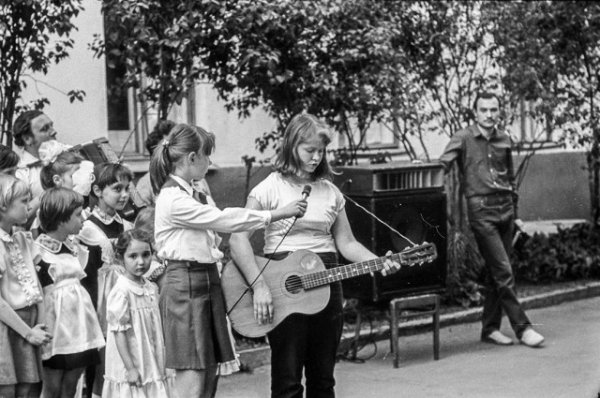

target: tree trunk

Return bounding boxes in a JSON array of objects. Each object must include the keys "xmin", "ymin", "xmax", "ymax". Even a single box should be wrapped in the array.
[
  {"xmin": 588, "ymin": 140, "xmax": 600, "ymax": 226},
  {"xmin": 588, "ymin": 94, "xmax": 600, "ymax": 226},
  {"xmin": 1, "ymin": 88, "xmax": 16, "ymax": 148}
]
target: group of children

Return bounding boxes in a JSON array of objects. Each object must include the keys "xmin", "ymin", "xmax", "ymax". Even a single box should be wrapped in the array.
[
  {"xmin": 0, "ymin": 119, "xmax": 308, "ymax": 398},
  {"xmin": 0, "ymin": 142, "xmax": 176, "ymax": 398}
]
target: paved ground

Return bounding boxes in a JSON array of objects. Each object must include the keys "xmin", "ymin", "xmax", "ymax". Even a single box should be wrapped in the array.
[{"xmin": 218, "ymin": 296, "xmax": 600, "ymax": 398}]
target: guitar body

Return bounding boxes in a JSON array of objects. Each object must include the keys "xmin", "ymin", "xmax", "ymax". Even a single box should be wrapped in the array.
[
  {"xmin": 222, "ymin": 242, "xmax": 437, "ymax": 338},
  {"xmin": 222, "ymin": 250, "xmax": 330, "ymax": 338}
]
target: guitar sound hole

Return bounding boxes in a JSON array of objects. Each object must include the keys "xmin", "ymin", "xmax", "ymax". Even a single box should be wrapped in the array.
[{"xmin": 285, "ymin": 275, "xmax": 303, "ymax": 294}]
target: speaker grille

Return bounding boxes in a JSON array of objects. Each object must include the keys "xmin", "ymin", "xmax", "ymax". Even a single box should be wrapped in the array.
[{"xmin": 374, "ymin": 167, "xmax": 444, "ymax": 192}]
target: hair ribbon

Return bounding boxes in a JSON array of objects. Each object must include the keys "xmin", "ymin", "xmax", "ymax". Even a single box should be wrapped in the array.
[{"xmin": 162, "ymin": 139, "xmax": 171, "ymax": 162}]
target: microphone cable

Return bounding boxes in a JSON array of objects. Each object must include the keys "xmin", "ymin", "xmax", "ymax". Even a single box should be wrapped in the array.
[
  {"xmin": 226, "ymin": 184, "xmax": 311, "ymax": 316},
  {"xmin": 339, "ymin": 179, "xmax": 417, "ymax": 246}
]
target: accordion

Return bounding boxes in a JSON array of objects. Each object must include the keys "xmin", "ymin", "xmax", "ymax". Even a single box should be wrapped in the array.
[{"xmin": 69, "ymin": 137, "xmax": 120, "ymax": 165}]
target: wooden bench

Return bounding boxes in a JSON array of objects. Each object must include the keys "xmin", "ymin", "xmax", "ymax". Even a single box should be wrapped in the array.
[{"xmin": 389, "ymin": 293, "xmax": 440, "ymax": 368}]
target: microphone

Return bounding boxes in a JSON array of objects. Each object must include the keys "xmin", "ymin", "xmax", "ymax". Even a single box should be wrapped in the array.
[
  {"xmin": 301, "ymin": 185, "xmax": 312, "ymax": 200},
  {"xmin": 280, "ymin": 185, "xmax": 311, "ymax": 235},
  {"xmin": 294, "ymin": 185, "xmax": 311, "ymax": 220}
]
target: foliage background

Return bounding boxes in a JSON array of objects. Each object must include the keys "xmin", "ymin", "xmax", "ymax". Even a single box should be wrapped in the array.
[{"xmin": 3, "ymin": 1, "xmax": 600, "ymax": 308}]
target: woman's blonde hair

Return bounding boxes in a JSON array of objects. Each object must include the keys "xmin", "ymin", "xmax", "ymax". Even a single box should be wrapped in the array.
[
  {"xmin": 150, "ymin": 123, "xmax": 215, "ymax": 194},
  {"xmin": 274, "ymin": 113, "xmax": 334, "ymax": 180}
]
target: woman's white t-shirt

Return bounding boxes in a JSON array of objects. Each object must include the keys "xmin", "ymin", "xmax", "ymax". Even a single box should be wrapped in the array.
[{"xmin": 249, "ymin": 173, "xmax": 345, "ymax": 254}]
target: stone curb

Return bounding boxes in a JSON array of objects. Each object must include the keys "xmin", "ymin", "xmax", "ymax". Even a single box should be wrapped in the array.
[{"xmin": 237, "ymin": 281, "xmax": 600, "ymax": 369}]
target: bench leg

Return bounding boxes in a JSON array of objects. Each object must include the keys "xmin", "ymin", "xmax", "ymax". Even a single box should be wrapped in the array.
[
  {"xmin": 390, "ymin": 305, "xmax": 399, "ymax": 368},
  {"xmin": 349, "ymin": 310, "xmax": 362, "ymax": 360},
  {"xmin": 433, "ymin": 308, "xmax": 440, "ymax": 360},
  {"xmin": 433, "ymin": 295, "xmax": 440, "ymax": 360}
]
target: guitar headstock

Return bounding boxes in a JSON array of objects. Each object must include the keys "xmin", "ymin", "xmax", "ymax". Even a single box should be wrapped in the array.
[{"xmin": 397, "ymin": 242, "xmax": 438, "ymax": 267}]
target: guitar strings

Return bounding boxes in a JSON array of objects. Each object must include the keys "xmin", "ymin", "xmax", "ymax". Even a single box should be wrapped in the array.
[{"xmin": 227, "ymin": 192, "xmax": 424, "ymax": 315}]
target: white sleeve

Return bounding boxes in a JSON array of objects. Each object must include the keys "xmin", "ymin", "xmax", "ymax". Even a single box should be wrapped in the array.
[
  {"xmin": 248, "ymin": 174, "xmax": 275, "ymax": 210},
  {"xmin": 165, "ymin": 192, "xmax": 272, "ymax": 233},
  {"xmin": 329, "ymin": 181, "xmax": 346, "ymax": 213}
]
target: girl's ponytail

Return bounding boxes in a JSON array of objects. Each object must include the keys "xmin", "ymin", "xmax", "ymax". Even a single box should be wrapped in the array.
[
  {"xmin": 149, "ymin": 123, "xmax": 215, "ymax": 195},
  {"xmin": 150, "ymin": 138, "xmax": 172, "ymax": 195}
]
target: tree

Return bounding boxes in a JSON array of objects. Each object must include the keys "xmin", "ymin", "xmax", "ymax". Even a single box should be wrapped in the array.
[
  {"xmin": 202, "ymin": 0, "xmax": 415, "ymax": 164},
  {"xmin": 486, "ymin": 0, "xmax": 600, "ymax": 225},
  {"xmin": 91, "ymin": 0, "xmax": 230, "ymax": 121},
  {"xmin": 0, "ymin": 0, "xmax": 84, "ymax": 146},
  {"xmin": 391, "ymin": 1, "xmax": 501, "ymax": 236},
  {"xmin": 389, "ymin": 1, "xmax": 508, "ymax": 305}
]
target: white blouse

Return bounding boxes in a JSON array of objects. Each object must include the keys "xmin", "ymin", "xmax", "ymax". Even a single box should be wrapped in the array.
[
  {"xmin": 0, "ymin": 230, "xmax": 43, "ymax": 309},
  {"xmin": 154, "ymin": 175, "xmax": 272, "ymax": 263},
  {"xmin": 249, "ymin": 173, "xmax": 345, "ymax": 254}
]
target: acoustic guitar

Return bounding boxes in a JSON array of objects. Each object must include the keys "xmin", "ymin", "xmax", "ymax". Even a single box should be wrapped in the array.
[{"xmin": 221, "ymin": 242, "xmax": 437, "ymax": 337}]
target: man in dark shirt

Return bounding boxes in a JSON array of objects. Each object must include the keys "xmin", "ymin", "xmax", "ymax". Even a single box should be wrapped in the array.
[{"xmin": 439, "ymin": 92, "xmax": 544, "ymax": 348}]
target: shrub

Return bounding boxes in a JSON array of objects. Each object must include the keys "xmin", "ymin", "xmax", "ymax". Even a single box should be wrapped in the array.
[
  {"xmin": 444, "ymin": 228, "xmax": 485, "ymax": 308},
  {"xmin": 443, "ymin": 223, "xmax": 600, "ymax": 308},
  {"xmin": 512, "ymin": 223, "xmax": 600, "ymax": 283}
]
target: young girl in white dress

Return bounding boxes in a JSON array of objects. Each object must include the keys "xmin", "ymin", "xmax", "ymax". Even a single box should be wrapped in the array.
[
  {"xmin": 0, "ymin": 174, "xmax": 51, "ymax": 398},
  {"xmin": 36, "ymin": 188, "xmax": 105, "ymax": 398},
  {"xmin": 102, "ymin": 229, "xmax": 176, "ymax": 398},
  {"xmin": 78, "ymin": 162, "xmax": 134, "ymax": 396}
]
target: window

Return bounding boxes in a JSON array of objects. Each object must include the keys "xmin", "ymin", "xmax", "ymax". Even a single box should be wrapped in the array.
[
  {"xmin": 102, "ymin": 17, "xmax": 197, "ymax": 160},
  {"xmin": 365, "ymin": 122, "xmax": 399, "ymax": 149},
  {"xmin": 335, "ymin": 120, "xmax": 400, "ymax": 150},
  {"xmin": 514, "ymin": 100, "xmax": 552, "ymax": 143}
]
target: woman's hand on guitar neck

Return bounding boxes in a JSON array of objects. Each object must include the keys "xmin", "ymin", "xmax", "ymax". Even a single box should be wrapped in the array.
[
  {"xmin": 380, "ymin": 250, "xmax": 401, "ymax": 276},
  {"xmin": 253, "ymin": 280, "xmax": 274, "ymax": 325}
]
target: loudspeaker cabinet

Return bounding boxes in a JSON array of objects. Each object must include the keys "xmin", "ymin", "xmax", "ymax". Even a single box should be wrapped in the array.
[{"xmin": 334, "ymin": 162, "xmax": 447, "ymax": 302}]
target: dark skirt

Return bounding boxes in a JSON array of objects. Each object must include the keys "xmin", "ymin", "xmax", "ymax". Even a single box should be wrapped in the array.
[
  {"xmin": 160, "ymin": 261, "xmax": 236, "ymax": 370},
  {"xmin": 42, "ymin": 348, "xmax": 100, "ymax": 370},
  {"xmin": 0, "ymin": 306, "xmax": 43, "ymax": 385}
]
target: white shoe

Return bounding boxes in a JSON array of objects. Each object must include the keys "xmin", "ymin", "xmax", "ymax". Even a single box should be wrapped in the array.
[
  {"xmin": 520, "ymin": 328, "xmax": 544, "ymax": 347},
  {"xmin": 482, "ymin": 330, "xmax": 513, "ymax": 345}
]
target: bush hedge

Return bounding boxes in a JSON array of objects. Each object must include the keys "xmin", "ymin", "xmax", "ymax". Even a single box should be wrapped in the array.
[
  {"xmin": 445, "ymin": 222, "xmax": 600, "ymax": 308},
  {"xmin": 512, "ymin": 223, "xmax": 600, "ymax": 282}
]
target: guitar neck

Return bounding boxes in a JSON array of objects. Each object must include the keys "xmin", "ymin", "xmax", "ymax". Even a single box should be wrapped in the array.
[{"xmin": 301, "ymin": 253, "xmax": 402, "ymax": 290}]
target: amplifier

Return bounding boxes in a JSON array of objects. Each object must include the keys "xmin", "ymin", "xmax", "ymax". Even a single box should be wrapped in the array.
[{"xmin": 333, "ymin": 162, "xmax": 447, "ymax": 302}]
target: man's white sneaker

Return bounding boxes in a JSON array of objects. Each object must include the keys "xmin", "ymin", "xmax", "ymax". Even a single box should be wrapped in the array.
[
  {"xmin": 482, "ymin": 330, "xmax": 513, "ymax": 346},
  {"xmin": 520, "ymin": 328, "xmax": 544, "ymax": 348}
]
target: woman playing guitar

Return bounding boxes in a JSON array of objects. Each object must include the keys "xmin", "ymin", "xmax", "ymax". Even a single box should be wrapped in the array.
[{"xmin": 229, "ymin": 113, "xmax": 400, "ymax": 398}]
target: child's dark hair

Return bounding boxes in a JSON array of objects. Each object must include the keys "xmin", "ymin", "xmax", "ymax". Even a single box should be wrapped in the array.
[
  {"xmin": 274, "ymin": 113, "xmax": 335, "ymax": 180},
  {"xmin": 38, "ymin": 188, "xmax": 84, "ymax": 232},
  {"xmin": 146, "ymin": 120, "xmax": 176, "ymax": 156},
  {"xmin": 149, "ymin": 123, "xmax": 215, "ymax": 195},
  {"xmin": 114, "ymin": 229, "xmax": 154, "ymax": 259},
  {"xmin": 40, "ymin": 151, "xmax": 84, "ymax": 189},
  {"xmin": 91, "ymin": 162, "xmax": 134, "ymax": 198},
  {"xmin": 0, "ymin": 145, "xmax": 20, "ymax": 173},
  {"xmin": 134, "ymin": 207, "xmax": 155, "ymax": 236}
]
